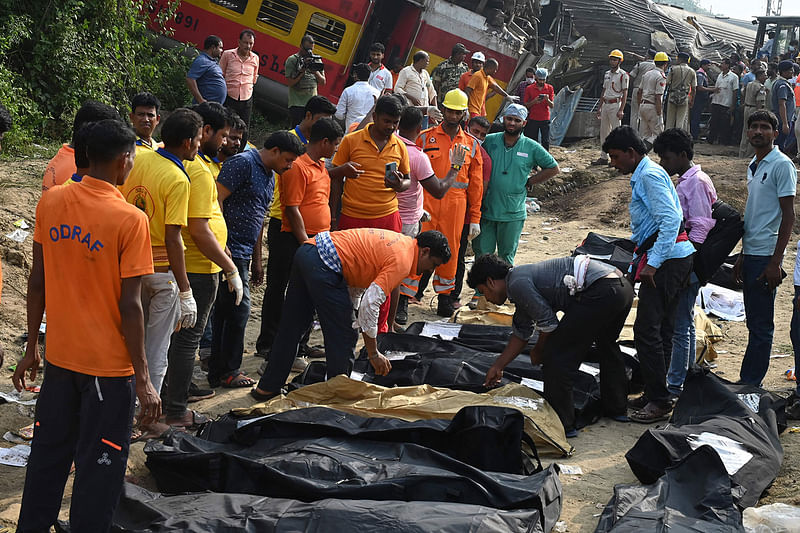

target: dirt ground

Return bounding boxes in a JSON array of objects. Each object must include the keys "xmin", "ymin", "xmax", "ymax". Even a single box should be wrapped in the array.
[{"xmin": 1, "ymin": 140, "xmax": 800, "ymax": 531}]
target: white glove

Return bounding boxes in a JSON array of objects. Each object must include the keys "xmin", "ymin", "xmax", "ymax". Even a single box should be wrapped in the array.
[
  {"xmin": 420, "ymin": 210, "xmax": 431, "ymax": 222},
  {"xmin": 178, "ymin": 289, "xmax": 197, "ymax": 330},
  {"xmin": 468, "ymin": 223, "xmax": 481, "ymax": 240},
  {"xmin": 427, "ymin": 106, "xmax": 443, "ymax": 122},
  {"xmin": 226, "ymin": 270, "xmax": 244, "ymax": 306}
]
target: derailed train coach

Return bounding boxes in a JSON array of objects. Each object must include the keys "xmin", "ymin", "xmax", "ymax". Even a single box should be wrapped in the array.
[{"xmin": 149, "ymin": 0, "xmax": 539, "ymax": 119}]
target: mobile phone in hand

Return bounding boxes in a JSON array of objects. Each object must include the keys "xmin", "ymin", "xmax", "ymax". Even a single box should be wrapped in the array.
[{"xmin": 385, "ymin": 161, "xmax": 397, "ymax": 180}]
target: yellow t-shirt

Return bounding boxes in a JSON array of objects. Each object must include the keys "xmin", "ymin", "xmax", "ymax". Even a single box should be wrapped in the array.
[
  {"xmin": 135, "ymin": 137, "xmax": 163, "ymax": 156},
  {"xmin": 120, "ymin": 149, "xmax": 190, "ymax": 266},
  {"xmin": 268, "ymin": 127, "xmax": 308, "ymax": 219},
  {"xmin": 182, "ymin": 154, "xmax": 228, "ymax": 274}
]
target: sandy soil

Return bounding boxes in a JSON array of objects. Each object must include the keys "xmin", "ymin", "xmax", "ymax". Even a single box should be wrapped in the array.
[{"xmin": 1, "ymin": 140, "xmax": 799, "ymax": 531}]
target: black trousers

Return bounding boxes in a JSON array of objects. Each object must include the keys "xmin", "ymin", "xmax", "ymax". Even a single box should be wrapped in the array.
[
  {"xmin": 256, "ymin": 218, "xmax": 313, "ymax": 356},
  {"xmin": 541, "ymin": 277, "xmax": 634, "ymax": 431},
  {"xmin": 707, "ymin": 104, "xmax": 731, "ymax": 145},
  {"xmin": 634, "ymin": 255, "xmax": 693, "ymax": 405},
  {"xmin": 451, "ymin": 223, "xmax": 470, "ymax": 300},
  {"xmin": 17, "ymin": 363, "xmax": 135, "ymax": 532},
  {"xmin": 225, "ymin": 96, "xmax": 254, "ymax": 150},
  {"xmin": 524, "ymin": 120, "xmax": 551, "ymax": 150}
]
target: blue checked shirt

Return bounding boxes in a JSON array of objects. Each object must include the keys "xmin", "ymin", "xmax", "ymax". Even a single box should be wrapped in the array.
[{"xmin": 315, "ymin": 232, "xmax": 342, "ymax": 273}]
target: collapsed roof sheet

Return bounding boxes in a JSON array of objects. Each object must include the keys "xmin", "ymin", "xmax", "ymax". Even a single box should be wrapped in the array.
[{"xmin": 557, "ymin": 0, "xmax": 756, "ymax": 73}]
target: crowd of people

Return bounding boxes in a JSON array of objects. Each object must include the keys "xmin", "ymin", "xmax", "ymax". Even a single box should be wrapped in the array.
[
  {"xmin": 4, "ymin": 31, "xmax": 800, "ymax": 532},
  {"xmin": 602, "ymin": 45, "xmax": 800, "ymax": 164}
]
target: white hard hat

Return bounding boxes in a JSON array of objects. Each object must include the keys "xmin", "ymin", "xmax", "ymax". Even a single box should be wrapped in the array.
[{"xmin": 471, "ymin": 51, "xmax": 486, "ymax": 62}]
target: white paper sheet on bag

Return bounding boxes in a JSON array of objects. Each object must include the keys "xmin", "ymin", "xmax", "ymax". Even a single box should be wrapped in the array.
[
  {"xmin": 520, "ymin": 377, "xmax": 545, "ymax": 392},
  {"xmin": 420, "ymin": 322, "xmax": 463, "ymax": 340},
  {"xmin": 687, "ymin": 432, "xmax": 753, "ymax": 475}
]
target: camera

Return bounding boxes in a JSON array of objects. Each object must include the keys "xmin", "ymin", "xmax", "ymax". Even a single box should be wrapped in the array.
[{"xmin": 304, "ymin": 54, "xmax": 325, "ymax": 72}]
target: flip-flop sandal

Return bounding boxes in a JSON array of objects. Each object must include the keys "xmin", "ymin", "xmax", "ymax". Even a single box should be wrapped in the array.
[
  {"xmin": 630, "ymin": 402, "xmax": 672, "ymax": 424},
  {"xmin": 131, "ymin": 425, "xmax": 180, "ymax": 443},
  {"xmin": 222, "ymin": 372, "xmax": 256, "ymax": 388},
  {"xmin": 250, "ymin": 388, "xmax": 282, "ymax": 402},
  {"xmin": 166, "ymin": 410, "xmax": 210, "ymax": 429}
]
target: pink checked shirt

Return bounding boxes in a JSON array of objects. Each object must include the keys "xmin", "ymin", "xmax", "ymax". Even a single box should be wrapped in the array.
[
  {"xmin": 219, "ymin": 49, "xmax": 260, "ymax": 101},
  {"xmin": 676, "ymin": 164, "xmax": 718, "ymax": 243}
]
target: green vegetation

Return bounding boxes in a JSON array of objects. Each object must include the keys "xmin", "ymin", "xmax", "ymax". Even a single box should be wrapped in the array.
[{"xmin": 0, "ymin": 1, "xmax": 195, "ymax": 155}]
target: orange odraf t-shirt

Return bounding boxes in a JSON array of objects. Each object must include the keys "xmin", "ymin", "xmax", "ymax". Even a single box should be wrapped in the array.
[
  {"xmin": 331, "ymin": 126, "xmax": 410, "ymax": 220},
  {"xmin": 42, "ymin": 144, "xmax": 76, "ymax": 192},
  {"xmin": 280, "ymin": 153, "xmax": 332, "ymax": 235},
  {"xmin": 33, "ymin": 176, "xmax": 154, "ymax": 377},
  {"xmin": 467, "ymin": 70, "xmax": 494, "ymax": 117},
  {"xmin": 320, "ymin": 228, "xmax": 418, "ymax": 297}
]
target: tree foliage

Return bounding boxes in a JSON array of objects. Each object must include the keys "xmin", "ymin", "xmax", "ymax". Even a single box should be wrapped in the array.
[{"xmin": 0, "ymin": 0, "xmax": 194, "ymax": 154}]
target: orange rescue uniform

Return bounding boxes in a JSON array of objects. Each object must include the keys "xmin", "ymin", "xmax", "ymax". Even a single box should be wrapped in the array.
[
  {"xmin": 315, "ymin": 228, "xmax": 418, "ymax": 297},
  {"xmin": 42, "ymin": 144, "xmax": 76, "ymax": 192},
  {"xmin": 402, "ymin": 125, "xmax": 482, "ymax": 296}
]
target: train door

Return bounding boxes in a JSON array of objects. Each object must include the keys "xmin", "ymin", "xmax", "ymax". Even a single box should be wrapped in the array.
[{"xmin": 353, "ymin": 0, "xmax": 423, "ymax": 67}]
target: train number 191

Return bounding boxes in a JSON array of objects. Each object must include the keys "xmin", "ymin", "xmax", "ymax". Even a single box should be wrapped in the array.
[{"xmin": 174, "ymin": 11, "xmax": 199, "ymax": 32}]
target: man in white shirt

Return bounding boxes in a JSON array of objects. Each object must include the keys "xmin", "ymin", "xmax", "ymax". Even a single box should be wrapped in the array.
[
  {"xmin": 708, "ymin": 59, "xmax": 739, "ymax": 145},
  {"xmin": 336, "ymin": 63, "xmax": 379, "ymax": 129},
  {"xmin": 395, "ymin": 51, "xmax": 437, "ymax": 108},
  {"xmin": 367, "ymin": 42, "xmax": 393, "ymax": 95}
]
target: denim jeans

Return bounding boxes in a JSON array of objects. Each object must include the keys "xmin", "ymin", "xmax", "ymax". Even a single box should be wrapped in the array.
[
  {"xmin": 634, "ymin": 255, "xmax": 693, "ymax": 405},
  {"xmin": 162, "ymin": 272, "xmax": 219, "ymax": 418},
  {"xmin": 667, "ymin": 275, "xmax": 701, "ymax": 395},
  {"xmin": 791, "ymin": 286, "xmax": 800, "ymax": 396},
  {"xmin": 257, "ymin": 244, "xmax": 358, "ymax": 392},
  {"xmin": 208, "ymin": 256, "xmax": 251, "ymax": 384},
  {"xmin": 739, "ymin": 254, "xmax": 777, "ymax": 385}
]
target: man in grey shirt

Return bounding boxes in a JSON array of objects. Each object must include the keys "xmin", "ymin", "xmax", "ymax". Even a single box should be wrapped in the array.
[{"xmin": 470, "ymin": 254, "xmax": 633, "ymax": 437}]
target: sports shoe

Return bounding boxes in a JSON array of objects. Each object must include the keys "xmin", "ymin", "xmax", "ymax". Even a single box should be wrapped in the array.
[
  {"xmin": 292, "ymin": 356, "xmax": 310, "ymax": 372},
  {"xmin": 187, "ymin": 383, "xmax": 215, "ymax": 403}
]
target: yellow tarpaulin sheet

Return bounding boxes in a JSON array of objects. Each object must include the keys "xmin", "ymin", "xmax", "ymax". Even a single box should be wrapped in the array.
[{"xmin": 234, "ymin": 375, "xmax": 574, "ymax": 457}]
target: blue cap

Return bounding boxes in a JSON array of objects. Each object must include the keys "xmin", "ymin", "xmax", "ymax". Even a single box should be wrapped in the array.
[
  {"xmin": 778, "ymin": 59, "xmax": 794, "ymax": 72},
  {"xmin": 677, "ymin": 51, "xmax": 690, "ymax": 60},
  {"xmin": 503, "ymin": 103, "xmax": 528, "ymax": 120}
]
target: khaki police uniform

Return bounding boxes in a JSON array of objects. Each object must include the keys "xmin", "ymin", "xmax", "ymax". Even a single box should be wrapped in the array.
[
  {"xmin": 630, "ymin": 60, "xmax": 656, "ymax": 130},
  {"xmin": 739, "ymin": 80, "xmax": 768, "ymax": 158},
  {"xmin": 639, "ymin": 68, "xmax": 666, "ymax": 143},
  {"xmin": 665, "ymin": 63, "xmax": 697, "ymax": 131},
  {"xmin": 599, "ymin": 68, "xmax": 629, "ymax": 160}
]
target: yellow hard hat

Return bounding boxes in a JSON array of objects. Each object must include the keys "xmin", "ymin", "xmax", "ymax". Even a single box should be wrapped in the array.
[
  {"xmin": 654, "ymin": 51, "xmax": 669, "ymax": 62},
  {"xmin": 442, "ymin": 89, "xmax": 469, "ymax": 111},
  {"xmin": 609, "ymin": 49, "xmax": 624, "ymax": 61}
]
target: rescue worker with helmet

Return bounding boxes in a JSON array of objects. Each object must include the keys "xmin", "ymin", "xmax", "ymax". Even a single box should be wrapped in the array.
[
  {"xmin": 594, "ymin": 50, "xmax": 629, "ymax": 165},
  {"xmin": 638, "ymin": 51, "xmax": 669, "ymax": 146},
  {"xmin": 401, "ymin": 89, "xmax": 484, "ymax": 317}
]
